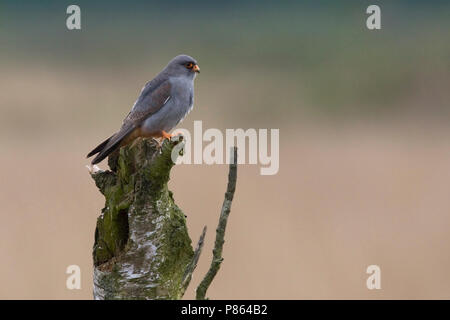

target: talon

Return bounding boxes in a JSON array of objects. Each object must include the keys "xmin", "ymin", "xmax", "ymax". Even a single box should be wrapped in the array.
[
  {"xmin": 161, "ymin": 130, "xmax": 173, "ymax": 140},
  {"xmin": 154, "ymin": 131, "xmax": 174, "ymax": 150}
]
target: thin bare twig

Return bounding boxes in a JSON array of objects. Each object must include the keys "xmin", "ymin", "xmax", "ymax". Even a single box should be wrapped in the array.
[
  {"xmin": 180, "ymin": 225, "xmax": 207, "ymax": 296},
  {"xmin": 196, "ymin": 147, "xmax": 238, "ymax": 300}
]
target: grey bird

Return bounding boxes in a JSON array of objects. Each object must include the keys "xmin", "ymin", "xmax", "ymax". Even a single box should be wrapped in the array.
[{"xmin": 87, "ymin": 55, "xmax": 200, "ymax": 164}]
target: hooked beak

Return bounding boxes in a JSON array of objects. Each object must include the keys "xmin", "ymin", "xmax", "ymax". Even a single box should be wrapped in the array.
[{"xmin": 193, "ymin": 64, "xmax": 200, "ymax": 73}]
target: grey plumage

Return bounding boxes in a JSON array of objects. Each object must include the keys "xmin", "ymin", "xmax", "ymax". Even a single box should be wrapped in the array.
[{"xmin": 87, "ymin": 55, "xmax": 199, "ymax": 164}]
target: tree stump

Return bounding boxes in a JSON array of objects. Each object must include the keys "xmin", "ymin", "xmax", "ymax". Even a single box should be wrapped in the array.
[{"xmin": 90, "ymin": 137, "xmax": 193, "ymax": 299}]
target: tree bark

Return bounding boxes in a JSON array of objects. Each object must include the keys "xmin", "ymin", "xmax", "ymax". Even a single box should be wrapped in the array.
[{"xmin": 90, "ymin": 137, "xmax": 194, "ymax": 300}]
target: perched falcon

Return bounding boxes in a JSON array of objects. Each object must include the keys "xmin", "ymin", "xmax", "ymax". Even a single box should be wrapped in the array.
[{"xmin": 87, "ymin": 55, "xmax": 200, "ymax": 164}]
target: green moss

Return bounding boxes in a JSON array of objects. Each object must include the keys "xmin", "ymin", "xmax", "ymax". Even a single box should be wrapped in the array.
[
  {"xmin": 150, "ymin": 186, "xmax": 194, "ymax": 299},
  {"xmin": 92, "ymin": 137, "xmax": 194, "ymax": 299},
  {"xmin": 93, "ymin": 167, "xmax": 133, "ymax": 265}
]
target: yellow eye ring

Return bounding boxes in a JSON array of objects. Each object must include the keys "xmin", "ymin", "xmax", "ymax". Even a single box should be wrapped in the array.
[{"xmin": 185, "ymin": 62, "xmax": 194, "ymax": 69}]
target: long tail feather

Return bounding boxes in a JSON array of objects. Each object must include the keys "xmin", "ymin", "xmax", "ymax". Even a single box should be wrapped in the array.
[
  {"xmin": 87, "ymin": 136, "xmax": 112, "ymax": 158},
  {"xmin": 91, "ymin": 144, "xmax": 117, "ymax": 164},
  {"xmin": 90, "ymin": 125, "xmax": 136, "ymax": 164}
]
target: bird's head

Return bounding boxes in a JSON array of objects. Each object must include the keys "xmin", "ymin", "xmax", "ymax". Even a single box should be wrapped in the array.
[{"xmin": 165, "ymin": 54, "xmax": 200, "ymax": 79}]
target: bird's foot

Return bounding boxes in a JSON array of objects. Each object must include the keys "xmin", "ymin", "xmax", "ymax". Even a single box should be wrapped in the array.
[
  {"xmin": 161, "ymin": 130, "xmax": 183, "ymax": 140},
  {"xmin": 161, "ymin": 130, "xmax": 174, "ymax": 140},
  {"xmin": 154, "ymin": 131, "xmax": 182, "ymax": 152}
]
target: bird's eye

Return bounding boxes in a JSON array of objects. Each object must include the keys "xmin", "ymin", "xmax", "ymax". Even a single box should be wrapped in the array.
[{"xmin": 185, "ymin": 62, "xmax": 194, "ymax": 69}]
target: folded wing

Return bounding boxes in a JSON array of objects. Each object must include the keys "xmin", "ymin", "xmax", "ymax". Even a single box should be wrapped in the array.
[{"xmin": 88, "ymin": 80, "xmax": 172, "ymax": 164}]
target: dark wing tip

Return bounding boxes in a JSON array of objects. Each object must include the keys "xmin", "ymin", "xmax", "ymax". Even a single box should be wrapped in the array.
[
  {"xmin": 87, "ymin": 136, "xmax": 112, "ymax": 159},
  {"xmin": 87, "ymin": 150, "xmax": 96, "ymax": 158}
]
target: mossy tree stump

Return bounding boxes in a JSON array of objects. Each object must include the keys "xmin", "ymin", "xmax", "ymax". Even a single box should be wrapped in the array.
[{"xmin": 90, "ymin": 137, "xmax": 193, "ymax": 300}]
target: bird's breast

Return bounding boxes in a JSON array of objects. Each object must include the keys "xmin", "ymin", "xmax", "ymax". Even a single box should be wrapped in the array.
[
  {"xmin": 169, "ymin": 77, "xmax": 194, "ymax": 117},
  {"xmin": 170, "ymin": 77, "xmax": 194, "ymax": 105}
]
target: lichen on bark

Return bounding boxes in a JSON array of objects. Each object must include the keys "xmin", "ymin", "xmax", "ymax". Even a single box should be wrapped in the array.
[{"xmin": 90, "ymin": 137, "xmax": 194, "ymax": 300}]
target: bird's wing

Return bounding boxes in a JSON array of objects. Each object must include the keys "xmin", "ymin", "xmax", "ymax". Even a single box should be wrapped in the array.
[
  {"xmin": 90, "ymin": 80, "xmax": 172, "ymax": 164},
  {"xmin": 122, "ymin": 80, "xmax": 172, "ymax": 128}
]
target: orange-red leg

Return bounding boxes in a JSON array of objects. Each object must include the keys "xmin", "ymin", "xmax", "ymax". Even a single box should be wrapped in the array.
[{"xmin": 160, "ymin": 130, "xmax": 173, "ymax": 140}]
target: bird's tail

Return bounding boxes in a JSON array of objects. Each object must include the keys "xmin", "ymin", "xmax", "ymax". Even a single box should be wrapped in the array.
[
  {"xmin": 87, "ymin": 136, "xmax": 112, "ymax": 158},
  {"xmin": 87, "ymin": 125, "xmax": 136, "ymax": 164}
]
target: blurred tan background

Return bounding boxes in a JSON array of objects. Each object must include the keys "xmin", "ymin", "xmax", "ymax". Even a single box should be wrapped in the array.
[{"xmin": 1, "ymin": 1, "xmax": 450, "ymax": 299}]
